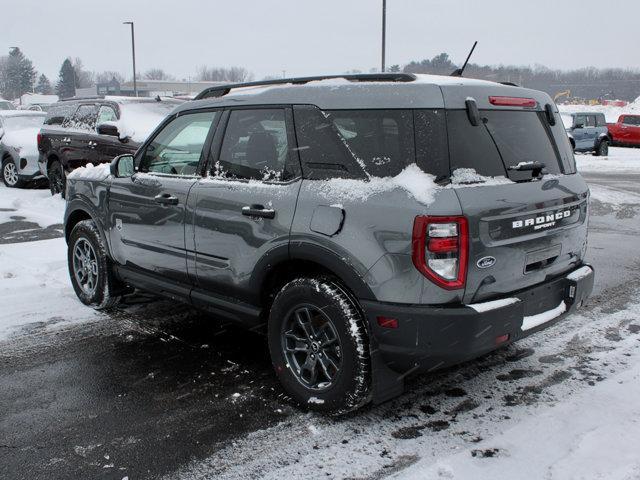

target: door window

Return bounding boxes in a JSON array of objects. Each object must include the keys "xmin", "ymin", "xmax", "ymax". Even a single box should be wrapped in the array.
[
  {"xmin": 574, "ymin": 115, "xmax": 587, "ymax": 128},
  {"xmin": 139, "ymin": 111, "xmax": 217, "ymax": 176},
  {"xmin": 97, "ymin": 105, "xmax": 118, "ymax": 125},
  {"xmin": 623, "ymin": 116, "xmax": 640, "ymax": 126},
  {"xmin": 215, "ymin": 109, "xmax": 291, "ymax": 181},
  {"xmin": 65, "ymin": 104, "xmax": 98, "ymax": 131},
  {"xmin": 596, "ymin": 114, "xmax": 607, "ymax": 127},
  {"xmin": 585, "ymin": 115, "xmax": 596, "ymax": 127}
]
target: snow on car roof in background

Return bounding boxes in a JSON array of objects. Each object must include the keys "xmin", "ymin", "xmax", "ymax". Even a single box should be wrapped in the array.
[{"xmin": 0, "ymin": 110, "xmax": 46, "ymax": 118}]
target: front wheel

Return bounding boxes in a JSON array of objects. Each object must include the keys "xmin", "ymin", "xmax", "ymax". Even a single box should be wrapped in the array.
[
  {"xmin": 594, "ymin": 139, "xmax": 609, "ymax": 157},
  {"xmin": 2, "ymin": 158, "xmax": 25, "ymax": 188},
  {"xmin": 68, "ymin": 220, "xmax": 122, "ymax": 310},
  {"xmin": 268, "ymin": 276, "xmax": 371, "ymax": 414}
]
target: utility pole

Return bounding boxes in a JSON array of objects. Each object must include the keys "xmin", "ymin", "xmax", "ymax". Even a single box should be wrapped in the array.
[
  {"xmin": 381, "ymin": 0, "xmax": 386, "ymax": 72},
  {"xmin": 123, "ymin": 21, "xmax": 138, "ymax": 97}
]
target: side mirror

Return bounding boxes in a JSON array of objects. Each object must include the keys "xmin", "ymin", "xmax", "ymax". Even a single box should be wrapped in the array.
[
  {"xmin": 97, "ymin": 123, "xmax": 120, "ymax": 137},
  {"xmin": 574, "ymin": 123, "xmax": 584, "ymax": 130},
  {"xmin": 110, "ymin": 154, "xmax": 135, "ymax": 178}
]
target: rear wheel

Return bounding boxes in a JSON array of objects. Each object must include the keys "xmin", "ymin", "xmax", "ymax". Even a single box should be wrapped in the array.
[
  {"xmin": 68, "ymin": 220, "xmax": 122, "ymax": 310},
  {"xmin": 594, "ymin": 139, "xmax": 609, "ymax": 157},
  {"xmin": 48, "ymin": 160, "xmax": 65, "ymax": 197},
  {"xmin": 267, "ymin": 276, "xmax": 371, "ymax": 414},
  {"xmin": 2, "ymin": 158, "xmax": 25, "ymax": 188}
]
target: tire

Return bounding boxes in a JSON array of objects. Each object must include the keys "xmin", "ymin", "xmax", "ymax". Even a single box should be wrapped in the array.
[
  {"xmin": 67, "ymin": 219, "xmax": 122, "ymax": 310},
  {"xmin": 268, "ymin": 276, "xmax": 371, "ymax": 414},
  {"xmin": 48, "ymin": 160, "xmax": 66, "ymax": 198},
  {"xmin": 2, "ymin": 157, "xmax": 25, "ymax": 188},
  {"xmin": 594, "ymin": 139, "xmax": 609, "ymax": 157}
]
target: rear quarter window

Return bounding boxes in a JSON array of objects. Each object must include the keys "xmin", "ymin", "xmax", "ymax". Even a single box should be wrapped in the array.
[{"xmin": 44, "ymin": 104, "xmax": 76, "ymax": 126}]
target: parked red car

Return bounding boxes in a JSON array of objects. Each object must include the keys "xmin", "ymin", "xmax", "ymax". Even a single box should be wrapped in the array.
[{"xmin": 607, "ymin": 115, "xmax": 640, "ymax": 147}]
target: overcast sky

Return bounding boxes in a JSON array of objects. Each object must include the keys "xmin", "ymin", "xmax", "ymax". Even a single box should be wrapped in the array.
[{"xmin": 5, "ymin": 0, "xmax": 639, "ymax": 82}]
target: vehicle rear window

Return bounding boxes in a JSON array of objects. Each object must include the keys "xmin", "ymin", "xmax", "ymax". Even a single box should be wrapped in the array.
[
  {"xmin": 293, "ymin": 106, "xmax": 448, "ymax": 180},
  {"xmin": 447, "ymin": 110, "xmax": 565, "ymax": 178},
  {"xmin": 44, "ymin": 104, "xmax": 76, "ymax": 126}
]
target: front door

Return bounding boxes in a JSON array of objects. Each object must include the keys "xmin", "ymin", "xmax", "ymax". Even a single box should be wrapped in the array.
[
  {"xmin": 65, "ymin": 103, "xmax": 99, "ymax": 169},
  {"xmin": 95, "ymin": 104, "xmax": 137, "ymax": 163},
  {"xmin": 108, "ymin": 110, "xmax": 219, "ymax": 285},
  {"xmin": 190, "ymin": 108, "xmax": 301, "ymax": 303}
]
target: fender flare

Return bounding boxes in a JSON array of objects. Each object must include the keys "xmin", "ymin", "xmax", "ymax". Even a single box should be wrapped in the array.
[
  {"xmin": 64, "ymin": 197, "xmax": 113, "ymax": 258},
  {"xmin": 249, "ymin": 242, "xmax": 376, "ymax": 304}
]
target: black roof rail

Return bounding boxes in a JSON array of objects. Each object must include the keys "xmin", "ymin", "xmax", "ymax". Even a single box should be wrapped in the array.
[
  {"xmin": 499, "ymin": 82, "xmax": 519, "ymax": 87},
  {"xmin": 194, "ymin": 73, "xmax": 417, "ymax": 100}
]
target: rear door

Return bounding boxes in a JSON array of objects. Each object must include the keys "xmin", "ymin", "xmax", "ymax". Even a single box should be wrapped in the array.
[
  {"xmin": 108, "ymin": 110, "xmax": 219, "ymax": 287},
  {"xmin": 94, "ymin": 103, "xmax": 136, "ymax": 163},
  {"xmin": 189, "ymin": 107, "xmax": 301, "ymax": 305},
  {"xmin": 444, "ymin": 102, "xmax": 589, "ymax": 305},
  {"xmin": 584, "ymin": 114, "xmax": 598, "ymax": 149},
  {"xmin": 64, "ymin": 103, "xmax": 99, "ymax": 169}
]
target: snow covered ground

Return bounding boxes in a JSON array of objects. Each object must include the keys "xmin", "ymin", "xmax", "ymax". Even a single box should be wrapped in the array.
[
  {"xmin": 0, "ymin": 186, "xmax": 100, "ymax": 341},
  {"xmin": 1, "ymin": 145, "xmax": 640, "ymax": 479}
]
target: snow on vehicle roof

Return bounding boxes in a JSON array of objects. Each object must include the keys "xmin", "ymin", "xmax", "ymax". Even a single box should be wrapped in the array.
[{"xmin": 0, "ymin": 110, "xmax": 46, "ymax": 118}]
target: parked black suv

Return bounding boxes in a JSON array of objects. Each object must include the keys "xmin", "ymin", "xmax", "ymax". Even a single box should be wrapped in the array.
[
  {"xmin": 64, "ymin": 74, "xmax": 594, "ymax": 413},
  {"xmin": 38, "ymin": 96, "xmax": 183, "ymax": 196}
]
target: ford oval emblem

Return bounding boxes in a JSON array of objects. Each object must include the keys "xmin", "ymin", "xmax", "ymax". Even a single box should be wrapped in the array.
[{"xmin": 477, "ymin": 256, "xmax": 496, "ymax": 269}]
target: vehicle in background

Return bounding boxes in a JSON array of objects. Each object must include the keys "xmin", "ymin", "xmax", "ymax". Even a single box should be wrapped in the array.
[
  {"xmin": 0, "ymin": 110, "xmax": 47, "ymax": 188},
  {"xmin": 38, "ymin": 96, "xmax": 183, "ymax": 196},
  {"xmin": 18, "ymin": 104, "xmax": 51, "ymax": 112},
  {"xmin": 561, "ymin": 112, "xmax": 610, "ymax": 156},
  {"xmin": 0, "ymin": 99, "xmax": 16, "ymax": 111},
  {"xmin": 606, "ymin": 114, "xmax": 640, "ymax": 147},
  {"xmin": 64, "ymin": 74, "xmax": 594, "ymax": 413}
]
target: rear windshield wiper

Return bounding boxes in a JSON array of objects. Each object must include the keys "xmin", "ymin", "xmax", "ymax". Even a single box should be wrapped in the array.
[{"xmin": 508, "ymin": 161, "xmax": 546, "ymax": 177}]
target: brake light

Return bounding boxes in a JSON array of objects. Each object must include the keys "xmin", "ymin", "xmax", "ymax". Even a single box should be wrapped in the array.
[
  {"xmin": 489, "ymin": 96, "xmax": 537, "ymax": 108},
  {"xmin": 412, "ymin": 216, "xmax": 468, "ymax": 290},
  {"xmin": 37, "ymin": 132, "xmax": 42, "ymax": 150}
]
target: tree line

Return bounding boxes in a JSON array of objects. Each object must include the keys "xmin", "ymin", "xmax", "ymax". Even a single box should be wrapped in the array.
[
  {"xmin": 0, "ymin": 48, "xmax": 254, "ymax": 101},
  {"xmin": 402, "ymin": 53, "xmax": 640, "ymax": 102}
]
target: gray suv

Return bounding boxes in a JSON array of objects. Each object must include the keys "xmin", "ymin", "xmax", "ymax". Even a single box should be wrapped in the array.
[
  {"xmin": 63, "ymin": 74, "xmax": 594, "ymax": 413},
  {"xmin": 561, "ymin": 112, "xmax": 610, "ymax": 156}
]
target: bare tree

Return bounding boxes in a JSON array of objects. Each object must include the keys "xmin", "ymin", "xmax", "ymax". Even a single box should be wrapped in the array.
[
  {"xmin": 72, "ymin": 58, "xmax": 94, "ymax": 88},
  {"xmin": 94, "ymin": 71, "xmax": 125, "ymax": 84},
  {"xmin": 143, "ymin": 68, "xmax": 174, "ymax": 81},
  {"xmin": 196, "ymin": 66, "xmax": 253, "ymax": 83}
]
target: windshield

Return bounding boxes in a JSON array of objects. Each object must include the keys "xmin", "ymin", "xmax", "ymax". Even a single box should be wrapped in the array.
[
  {"xmin": 2, "ymin": 115, "xmax": 45, "ymax": 130},
  {"xmin": 447, "ymin": 110, "xmax": 574, "ymax": 180},
  {"xmin": 0, "ymin": 101, "xmax": 15, "ymax": 111}
]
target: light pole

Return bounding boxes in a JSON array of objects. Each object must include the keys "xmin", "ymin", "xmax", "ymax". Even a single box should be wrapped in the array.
[
  {"xmin": 123, "ymin": 21, "xmax": 138, "ymax": 97},
  {"xmin": 381, "ymin": 0, "xmax": 386, "ymax": 72}
]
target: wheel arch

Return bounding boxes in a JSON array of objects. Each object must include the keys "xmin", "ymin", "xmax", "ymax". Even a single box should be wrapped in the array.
[
  {"xmin": 254, "ymin": 243, "xmax": 376, "ymax": 310},
  {"xmin": 64, "ymin": 202, "xmax": 113, "ymax": 259}
]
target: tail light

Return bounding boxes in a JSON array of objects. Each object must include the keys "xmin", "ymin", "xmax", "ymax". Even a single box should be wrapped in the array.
[
  {"xmin": 412, "ymin": 216, "xmax": 469, "ymax": 290},
  {"xmin": 37, "ymin": 132, "xmax": 42, "ymax": 151}
]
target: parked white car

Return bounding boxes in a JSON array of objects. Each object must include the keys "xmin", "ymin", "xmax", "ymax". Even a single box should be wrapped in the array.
[{"xmin": 0, "ymin": 110, "xmax": 46, "ymax": 188}]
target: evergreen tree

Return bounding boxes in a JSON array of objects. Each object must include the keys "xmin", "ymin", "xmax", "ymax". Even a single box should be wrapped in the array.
[
  {"xmin": 3, "ymin": 48, "xmax": 36, "ymax": 99},
  {"xmin": 56, "ymin": 58, "xmax": 76, "ymax": 99},
  {"xmin": 35, "ymin": 74, "xmax": 53, "ymax": 95}
]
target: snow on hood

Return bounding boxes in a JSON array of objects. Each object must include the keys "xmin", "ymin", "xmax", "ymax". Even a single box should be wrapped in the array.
[
  {"xmin": 67, "ymin": 163, "xmax": 111, "ymax": 181},
  {"xmin": 0, "ymin": 128, "xmax": 40, "ymax": 157},
  {"xmin": 110, "ymin": 101, "xmax": 180, "ymax": 143}
]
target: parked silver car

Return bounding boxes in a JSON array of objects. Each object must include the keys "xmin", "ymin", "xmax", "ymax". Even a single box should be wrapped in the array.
[{"xmin": 0, "ymin": 110, "xmax": 46, "ymax": 188}]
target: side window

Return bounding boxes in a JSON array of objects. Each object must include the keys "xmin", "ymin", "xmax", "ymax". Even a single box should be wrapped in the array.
[
  {"xmin": 139, "ymin": 111, "xmax": 217, "ymax": 176},
  {"xmin": 65, "ymin": 104, "xmax": 98, "ymax": 131},
  {"xmin": 585, "ymin": 115, "xmax": 596, "ymax": 127},
  {"xmin": 596, "ymin": 115, "xmax": 607, "ymax": 127},
  {"xmin": 215, "ymin": 109, "xmax": 291, "ymax": 181},
  {"xmin": 624, "ymin": 116, "xmax": 640, "ymax": 126},
  {"xmin": 45, "ymin": 104, "xmax": 75, "ymax": 126},
  {"xmin": 97, "ymin": 105, "xmax": 118, "ymax": 125},
  {"xmin": 574, "ymin": 115, "xmax": 587, "ymax": 128}
]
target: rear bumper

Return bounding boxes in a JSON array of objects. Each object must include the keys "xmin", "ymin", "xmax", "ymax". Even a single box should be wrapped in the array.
[{"xmin": 362, "ymin": 264, "xmax": 594, "ymax": 375}]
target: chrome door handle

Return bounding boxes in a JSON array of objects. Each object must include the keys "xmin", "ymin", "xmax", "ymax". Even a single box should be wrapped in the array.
[
  {"xmin": 242, "ymin": 204, "xmax": 275, "ymax": 219},
  {"xmin": 154, "ymin": 193, "xmax": 179, "ymax": 205}
]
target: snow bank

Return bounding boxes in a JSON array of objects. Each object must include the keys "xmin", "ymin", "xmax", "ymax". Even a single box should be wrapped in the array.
[
  {"xmin": 576, "ymin": 147, "xmax": 640, "ymax": 173},
  {"xmin": 559, "ymin": 100, "xmax": 640, "ymax": 123},
  {"xmin": 0, "ymin": 237, "xmax": 100, "ymax": 341},
  {"xmin": 67, "ymin": 163, "xmax": 111, "ymax": 181},
  {"xmin": 0, "ymin": 185, "xmax": 65, "ymax": 227},
  {"xmin": 393, "ymin": 363, "xmax": 640, "ymax": 480}
]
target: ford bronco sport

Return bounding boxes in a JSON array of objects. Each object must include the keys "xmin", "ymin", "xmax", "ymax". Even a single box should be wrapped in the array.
[
  {"xmin": 561, "ymin": 111, "xmax": 610, "ymax": 156},
  {"xmin": 63, "ymin": 73, "xmax": 594, "ymax": 413}
]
